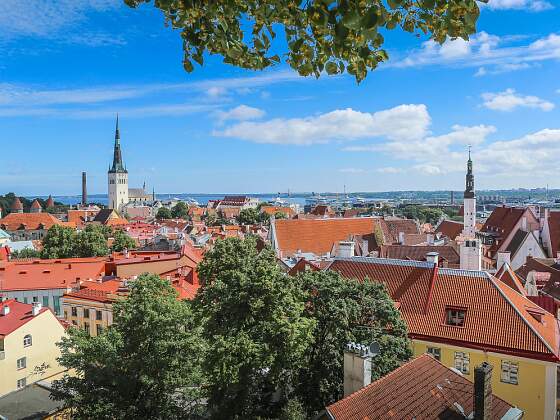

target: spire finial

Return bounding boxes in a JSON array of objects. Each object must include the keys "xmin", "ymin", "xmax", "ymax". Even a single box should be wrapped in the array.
[
  {"xmin": 468, "ymin": 144, "xmax": 471, "ymax": 160},
  {"xmin": 115, "ymin": 113, "xmax": 120, "ymax": 140}
]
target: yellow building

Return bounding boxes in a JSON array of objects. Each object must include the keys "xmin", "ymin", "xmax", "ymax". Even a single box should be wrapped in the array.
[
  {"xmin": 330, "ymin": 257, "xmax": 560, "ymax": 420},
  {"xmin": 0, "ymin": 300, "xmax": 66, "ymax": 396}
]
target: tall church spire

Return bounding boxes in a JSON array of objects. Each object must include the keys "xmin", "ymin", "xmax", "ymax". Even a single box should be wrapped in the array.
[
  {"xmin": 464, "ymin": 146, "xmax": 474, "ymax": 199},
  {"xmin": 109, "ymin": 114, "xmax": 127, "ymax": 173}
]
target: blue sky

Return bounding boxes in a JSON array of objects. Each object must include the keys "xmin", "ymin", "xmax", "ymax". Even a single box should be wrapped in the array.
[{"xmin": 1, "ymin": 0, "xmax": 559, "ymax": 195}]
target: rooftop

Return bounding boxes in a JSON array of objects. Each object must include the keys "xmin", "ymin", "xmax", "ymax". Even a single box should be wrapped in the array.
[{"xmin": 0, "ymin": 299, "xmax": 49, "ymax": 337}]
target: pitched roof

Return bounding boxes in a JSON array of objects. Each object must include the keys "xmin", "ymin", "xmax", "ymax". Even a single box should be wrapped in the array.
[
  {"xmin": 326, "ymin": 354, "xmax": 515, "ymax": 420},
  {"xmin": 0, "ymin": 212, "xmax": 62, "ymax": 231},
  {"xmin": 0, "ymin": 299, "xmax": 49, "ymax": 337},
  {"xmin": 0, "ymin": 258, "xmax": 106, "ymax": 292},
  {"xmin": 380, "ymin": 218, "xmax": 420, "ymax": 244},
  {"xmin": 328, "ymin": 257, "xmax": 559, "ymax": 361},
  {"xmin": 379, "ymin": 245, "xmax": 460, "ymax": 266},
  {"xmin": 93, "ymin": 209, "xmax": 127, "ymax": 226},
  {"xmin": 495, "ymin": 264, "xmax": 526, "ymax": 296},
  {"xmin": 11, "ymin": 197, "xmax": 23, "ymax": 211},
  {"xmin": 30, "ymin": 199, "xmax": 42, "ymax": 210},
  {"xmin": 260, "ymin": 206, "xmax": 295, "ymax": 217},
  {"xmin": 272, "ymin": 217, "xmax": 379, "ymax": 258},
  {"xmin": 435, "ymin": 220, "xmax": 464, "ymax": 240},
  {"xmin": 505, "ymin": 229, "xmax": 530, "ymax": 258},
  {"xmin": 46, "ymin": 195, "xmax": 55, "ymax": 208}
]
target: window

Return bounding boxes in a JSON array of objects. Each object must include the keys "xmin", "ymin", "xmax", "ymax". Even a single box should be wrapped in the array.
[
  {"xmin": 454, "ymin": 352, "xmax": 470, "ymax": 374},
  {"xmin": 501, "ymin": 360, "xmax": 519, "ymax": 385},
  {"xmin": 32, "ymin": 296, "xmax": 38, "ymax": 303},
  {"xmin": 23, "ymin": 297, "xmax": 28, "ymax": 304},
  {"xmin": 71, "ymin": 307, "xmax": 77, "ymax": 317},
  {"xmin": 427, "ymin": 347, "xmax": 441, "ymax": 361},
  {"xmin": 53, "ymin": 296, "xmax": 61, "ymax": 316},
  {"xmin": 42, "ymin": 296, "xmax": 49, "ymax": 308},
  {"xmin": 16, "ymin": 357, "xmax": 26, "ymax": 370},
  {"xmin": 84, "ymin": 322, "xmax": 90, "ymax": 334},
  {"xmin": 83, "ymin": 308, "xmax": 90, "ymax": 319},
  {"xmin": 446, "ymin": 308, "xmax": 466, "ymax": 327},
  {"xmin": 96, "ymin": 324, "xmax": 103, "ymax": 336},
  {"xmin": 23, "ymin": 334, "xmax": 32, "ymax": 347},
  {"xmin": 96, "ymin": 310, "xmax": 102, "ymax": 321},
  {"xmin": 17, "ymin": 378, "xmax": 26, "ymax": 389}
]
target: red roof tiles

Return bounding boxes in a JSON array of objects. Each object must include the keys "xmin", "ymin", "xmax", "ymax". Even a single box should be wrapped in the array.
[
  {"xmin": 0, "ymin": 299, "xmax": 49, "ymax": 337},
  {"xmin": 327, "ymin": 354, "xmax": 514, "ymax": 420},
  {"xmin": 0, "ymin": 212, "xmax": 62, "ymax": 231},
  {"xmin": 379, "ymin": 245, "xmax": 460, "ymax": 267},
  {"xmin": 435, "ymin": 220, "xmax": 464, "ymax": 240},
  {"xmin": 329, "ymin": 257, "xmax": 559, "ymax": 361},
  {"xmin": 11, "ymin": 197, "xmax": 23, "ymax": 211}
]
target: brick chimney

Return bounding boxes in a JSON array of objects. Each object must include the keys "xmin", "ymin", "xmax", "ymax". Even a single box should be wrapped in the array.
[{"xmin": 474, "ymin": 362, "xmax": 493, "ymax": 420}]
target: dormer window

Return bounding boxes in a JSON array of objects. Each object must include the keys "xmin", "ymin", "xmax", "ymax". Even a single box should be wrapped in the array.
[{"xmin": 445, "ymin": 307, "xmax": 466, "ymax": 327}]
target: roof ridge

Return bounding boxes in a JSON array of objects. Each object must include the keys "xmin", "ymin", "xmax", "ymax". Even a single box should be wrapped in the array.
[{"xmin": 485, "ymin": 272, "xmax": 557, "ymax": 356}]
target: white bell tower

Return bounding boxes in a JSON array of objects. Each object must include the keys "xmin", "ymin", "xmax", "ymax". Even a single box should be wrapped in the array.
[
  {"xmin": 460, "ymin": 148, "xmax": 481, "ymax": 270},
  {"xmin": 108, "ymin": 115, "xmax": 129, "ymax": 210}
]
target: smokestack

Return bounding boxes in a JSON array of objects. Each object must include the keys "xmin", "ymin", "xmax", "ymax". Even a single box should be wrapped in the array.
[
  {"xmin": 82, "ymin": 172, "xmax": 87, "ymax": 207},
  {"xmin": 474, "ymin": 362, "xmax": 493, "ymax": 420}
]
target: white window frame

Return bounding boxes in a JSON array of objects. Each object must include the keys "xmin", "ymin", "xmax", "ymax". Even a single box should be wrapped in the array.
[
  {"xmin": 427, "ymin": 347, "xmax": 441, "ymax": 361},
  {"xmin": 446, "ymin": 309, "xmax": 466, "ymax": 327},
  {"xmin": 16, "ymin": 357, "xmax": 26, "ymax": 370},
  {"xmin": 454, "ymin": 351, "xmax": 470, "ymax": 374},
  {"xmin": 501, "ymin": 360, "xmax": 519, "ymax": 385},
  {"xmin": 23, "ymin": 334, "xmax": 32, "ymax": 347},
  {"xmin": 17, "ymin": 378, "xmax": 26, "ymax": 389}
]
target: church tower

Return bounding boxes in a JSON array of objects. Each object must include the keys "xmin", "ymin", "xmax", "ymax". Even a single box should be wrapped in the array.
[
  {"xmin": 108, "ymin": 115, "xmax": 129, "ymax": 210},
  {"xmin": 462, "ymin": 148, "xmax": 476, "ymax": 238},
  {"xmin": 460, "ymin": 148, "xmax": 481, "ymax": 270}
]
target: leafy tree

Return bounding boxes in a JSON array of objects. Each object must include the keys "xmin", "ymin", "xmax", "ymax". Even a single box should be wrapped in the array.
[
  {"xmin": 111, "ymin": 229, "xmax": 136, "ymax": 252},
  {"xmin": 41, "ymin": 225, "xmax": 76, "ymax": 259},
  {"xmin": 400, "ymin": 205, "xmax": 443, "ymax": 225},
  {"xmin": 295, "ymin": 270, "xmax": 412, "ymax": 415},
  {"xmin": 237, "ymin": 207, "xmax": 260, "ymax": 225},
  {"xmin": 51, "ymin": 274, "xmax": 205, "ymax": 419},
  {"xmin": 156, "ymin": 207, "xmax": 173, "ymax": 220},
  {"xmin": 125, "ymin": 0, "xmax": 480, "ymax": 82},
  {"xmin": 274, "ymin": 211, "xmax": 288, "ymax": 220},
  {"xmin": 171, "ymin": 202, "xmax": 189, "ymax": 219},
  {"xmin": 73, "ymin": 225, "xmax": 110, "ymax": 257},
  {"xmin": 10, "ymin": 248, "xmax": 41, "ymax": 259},
  {"xmin": 195, "ymin": 237, "xmax": 314, "ymax": 418},
  {"xmin": 204, "ymin": 212, "xmax": 218, "ymax": 227}
]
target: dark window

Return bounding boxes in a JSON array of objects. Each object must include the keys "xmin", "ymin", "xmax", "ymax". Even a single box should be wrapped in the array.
[
  {"xmin": 23, "ymin": 334, "xmax": 32, "ymax": 347},
  {"xmin": 446, "ymin": 308, "xmax": 466, "ymax": 327},
  {"xmin": 96, "ymin": 310, "xmax": 102, "ymax": 321},
  {"xmin": 83, "ymin": 308, "xmax": 90, "ymax": 318},
  {"xmin": 71, "ymin": 307, "xmax": 77, "ymax": 317},
  {"xmin": 427, "ymin": 347, "xmax": 441, "ymax": 361}
]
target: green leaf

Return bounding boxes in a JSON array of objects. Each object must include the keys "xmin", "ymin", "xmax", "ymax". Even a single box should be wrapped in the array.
[{"xmin": 325, "ymin": 61, "xmax": 339, "ymax": 75}]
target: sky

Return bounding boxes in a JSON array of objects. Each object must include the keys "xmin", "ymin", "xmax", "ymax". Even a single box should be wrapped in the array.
[{"xmin": 1, "ymin": 0, "xmax": 559, "ymax": 195}]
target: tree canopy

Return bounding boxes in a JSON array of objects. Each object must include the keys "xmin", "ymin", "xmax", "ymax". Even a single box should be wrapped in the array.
[
  {"xmin": 171, "ymin": 202, "xmax": 190, "ymax": 219},
  {"xmin": 41, "ymin": 224, "xmax": 118, "ymax": 259},
  {"xmin": 195, "ymin": 237, "xmax": 315, "ymax": 418},
  {"xmin": 156, "ymin": 207, "xmax": 173, "ymax": 220},
  {"xmin": 111, "ymin": 228, "xmax": 137, "ymax": 252},
  {"xmin": 125, "ymin": 0, "xmax": 481, "ymax": 82},
  {"xmin": 52, "ymin": 274, "xmax": 205, "ymax": 419}
]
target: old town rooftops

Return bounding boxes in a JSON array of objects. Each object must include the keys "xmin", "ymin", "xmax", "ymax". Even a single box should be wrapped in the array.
[
  {"xmin": 0, "ymin": 299, "xmax": 49, "ymax": 337},
  {"xmin": 328, "ymin": 256, "xmax": 560, "ymax": 361}
]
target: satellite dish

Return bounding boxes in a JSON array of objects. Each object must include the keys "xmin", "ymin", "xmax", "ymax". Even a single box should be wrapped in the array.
[{"xmin": 369, "ymin": 342, "xmax": 380, "ymax": 356}]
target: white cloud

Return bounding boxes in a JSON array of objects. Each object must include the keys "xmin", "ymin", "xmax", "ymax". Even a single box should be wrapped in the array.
[
  {"xmin": 394, "ymin": 31, "xmax": 560, "ymax": 75},
  {"xmin": 217, "ymin": 105, "xmax": 265, "ymax": 122},
  {"xmin": 481, "ymin": 0, "xmax": 553, "ymax": 12},
  {"xmin": 376, "ymin": 167, "xmax": 403, "ymax": 174},
  {"xmin": 339, "ymin": 168, "xmax": 366, "ymax": 174},
  {"xmin": 482, "ymin": 88, "xmax": 555, "ymax": 111},
  {"xmin": 214, "ymin": 104, "xmax": 430, "ymax": 145},
  {"xmin": 413, "ymin": 164, "xmax": 442, "ymax": 175}
]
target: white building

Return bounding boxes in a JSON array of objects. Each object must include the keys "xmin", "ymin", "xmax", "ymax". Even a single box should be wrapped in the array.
[
  {"xmin": 459, "ymin": 150, "xmax": 482, "ymax": 271},
  {"xmin": 108, "ymin": 115, "xmax": 129, "ymax": 211}
]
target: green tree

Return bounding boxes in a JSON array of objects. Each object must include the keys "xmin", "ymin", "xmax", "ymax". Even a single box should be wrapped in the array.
[
  {"xmin": 195, "ymin": 237, "xmax": 314, "ymax": 418},
  {"xmin": 10, "ymin": 248, "xmax": 41, "ymax": 259},
  {"xmin": 295, "ymin": 270, "xmax": 412, "ymax": 415},
  {"xmin": 237, "ymin": 207, "xmax": 260, "ymax": 225},
  {"xmin": 273, "ymin": 211, "xmax": 288, "ymax": 220},
  {"xmin": 156, "ymin": 207, "xmax": 173, "ymax": 220},
  {"xmin": 204, "ymin": 212, "xmax": 218, "ymax": 227},
  {"xmin": 171, "ymin": 202, "xmax": 189, "ymax": 219},
  {"xmin": 51, "ymin": 274, "xmax": 205, "ymax": 419},
  {"xmin": 111, "ymin": 229, "xmax": 136, "ymax": 252},
  {"xmin": 41, "ymin": 225, "xmax": 77, "ymax": 259},
  {"xmin": 125, "ymin": 0, "xmax": 480, "ymax": 82},
  {"xmin": 73, "ymin": 225, "xmax": 110, "ymax": 257}
]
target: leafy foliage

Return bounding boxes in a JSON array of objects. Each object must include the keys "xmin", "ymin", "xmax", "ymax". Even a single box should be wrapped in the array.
[
  {"xmin": 9, "ymin": 248, "xmax": 41, "ymax": 259},
  {"xmin": 171, "ymin": 202, "xmax": 189, "ymax": 219},
  {"xmin": 195, "ymin": 237, "xmax": 315, "ymax": 418},
  {"xmin": 111, "ymin": 229, "xmax": 136, "ymax": 252},
  {"xmin": 51, "ymin": 274, "xmax": 205, "ymax": 419},
  {"xmin": 0, "ymin": 192, "xmax": 66, "ymax": 216},
  {"xmin": 73, "ymin": 224, "xmax": 110, "ymax": 257},
  {"xmin": 125, "ymin": 0, "xmax": 480, "ymax": 82},
  {"xmin": 399, "ymin": 205, "xmax": 444, "ymax": 224},
  {"xmin": 156, "ymin": 207, "xmax": 173, "ymax": 220},
  {"xmin": 41, "ymin": 224, "xmax": 110, "ymax": 259}
]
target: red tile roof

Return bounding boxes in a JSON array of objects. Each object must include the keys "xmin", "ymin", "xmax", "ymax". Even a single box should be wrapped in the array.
[
  {"xmin": 46, "ymin": 195, "xmax": 55, "ymax": 208},
  {"xmin": 380, "ymin": 218, "xmax": 420, "ymax": 244},
  {"xmin": 435, "ymin": 220, "xmax": 464, "ymax": 240},
  {"xmin": 329, "ymin": 257, "xmax": 559, "ymax": 361},
  {"xmin": 30, "ymin": 199, "xmax": 42, "ymax": 210},
  {"xmin": 11, "ymin": 197, "xmax": 23, "ymax": 211},
  {"xmin": 273, "ymin": 217, "xmax": 379, "ymax": 258},
  {"xmin": 379, "ymin": 245, "xmax": 460, "ymax": 266},
  {"xmin": 495, "ymin": 264, "xmax": 526, "ymax": 296},
  {"xmin": 0, "ymin": 212, "xmax": 63, "ymax": 231},
  {"xmin": 0, "ymin": 299, "xmax": 49, "ymax": 337},
  {"xmin": 260, "ymin": 206, "xmax": 295, "ymax": 217},
  {"xmin": 481, "ymin": 206, "xmax": 538, "ymax": 253},
  {"xmin": 0, "ymin": 258, "xmax": 106, "ymax": 292},
  {"xmin": 327, "ymin": 354, "xmax": 514, "ymax": 420}
]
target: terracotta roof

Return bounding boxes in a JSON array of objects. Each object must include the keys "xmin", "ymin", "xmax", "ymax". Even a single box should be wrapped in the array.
[
  {"xmin": 480, "ymin": 207, "xmax": 538, "ymax": 253},
  {"xmin": 327, "ymin": 354, "xmax": 515, "ymax": 420},
  {"xmin": 11, "ymin": 197, "xmax": 23, "ymax": 211},
  {"xmin": 64, "ymin": 280, "xmax": 123, "ymax": 303},
  {"xmin": 329, "ymin": 257, "xmax": 559, "ymax": 361},
  {"xmin": 0, "ymin": 212, "xmax": 62, "ymax": 231},
  {"xmin": 261, "ymin": 206, "xmax": 295, "ymax": 217},
  {"xmin": 46, "ymin": 195, "xmax": 55, "ymax": 208},
  {"xmin": 30, "ymin": 199, "xmax": 42, "ymax": 210},
  {"xmin": 547, "ymin": 211, "xmax": 560, "ymax": 258},
  {"xmin": 435, "ymin": 220, "xmax": 464, "ymax": 240},
  {"xmin": 221, "ymin": 195, "xmax": 249, "ymax": 206},
  {"xmin": 0, "ymin": 299, "xmax": 49, "ymax": 337},
  {"xmin": 310, "ymin": 205, "xmax": 334, "ymax": 217},
  {"xmin": 515, "ymin": 257, "xmax": 560, "ymax": 283},
  {"xmin": 272, "ymin": 217, "xmax": 379, "ymax": 258},
  {"xmin": 495, "ymin": 264, "xmax": 526, "ymax": 296},
  {"xmin": 379, "ymin": 218, "xmax": 420, "ymax": 244},
  {"xmin": 0, "ymin": 258, "xmax": 106, "ymax": 292},
  {"xmin": 379, "ymin": 245, "xmax": 460, "ymax": 266},
  {"xmin": 67, "ymin": 209, "xmax": 99, "ymax": 227}
]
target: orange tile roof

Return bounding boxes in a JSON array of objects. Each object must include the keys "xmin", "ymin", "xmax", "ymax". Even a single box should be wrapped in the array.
[
  {"xmin": 0, "ymin": 212, "xmax": 62, "ymax": 231},
  {"xmin": 260, "ymin": 206, "xmax": 295, "ymax": 217},
  {"xmin": 329, "ymin": 257, "xmax": 559, "ymax": 361},
  {"xmin": 495, "ymin": 264, "xmax": 526, "ymax": 296},
  {"xmin": 380, "ymin": 245, "xmax": 459, "ymax": 266},
  {"xmin": 0, "ymin": 299, "xmax": 50, "ymax": 337},
  {"xmin": 380, "ymin": 218, "xmax": 420, "ymax": 244},
  {"xmin": 327, "ymin": 354, "xmax": 514, "ymax": 420},
  {"xmin": 0, "ymin": 258, "xmax": 106, "ymax": 291},
  {"xmin": 435, "ymin": 220, "xmax": 464, "ymax": 240},
  {"xmin": 273, "ymin": 217, "xmax": 378, "ymax": 257}
]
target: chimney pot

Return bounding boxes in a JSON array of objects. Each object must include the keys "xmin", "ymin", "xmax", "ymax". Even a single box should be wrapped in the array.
[
  {"xmin": 426, "ymin": 252, "xmax": 439, "ymax": 266},
  {"xmin": 474, "ymin": 362, "xmax": 493, "ymax": 420},
  {"xmin": 32, "ymin": 302, "xmax": 42, "ymax": 316},
  {"xmin": 2, "ymin": 305, "xmax": 10, "ymax": 316}
]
